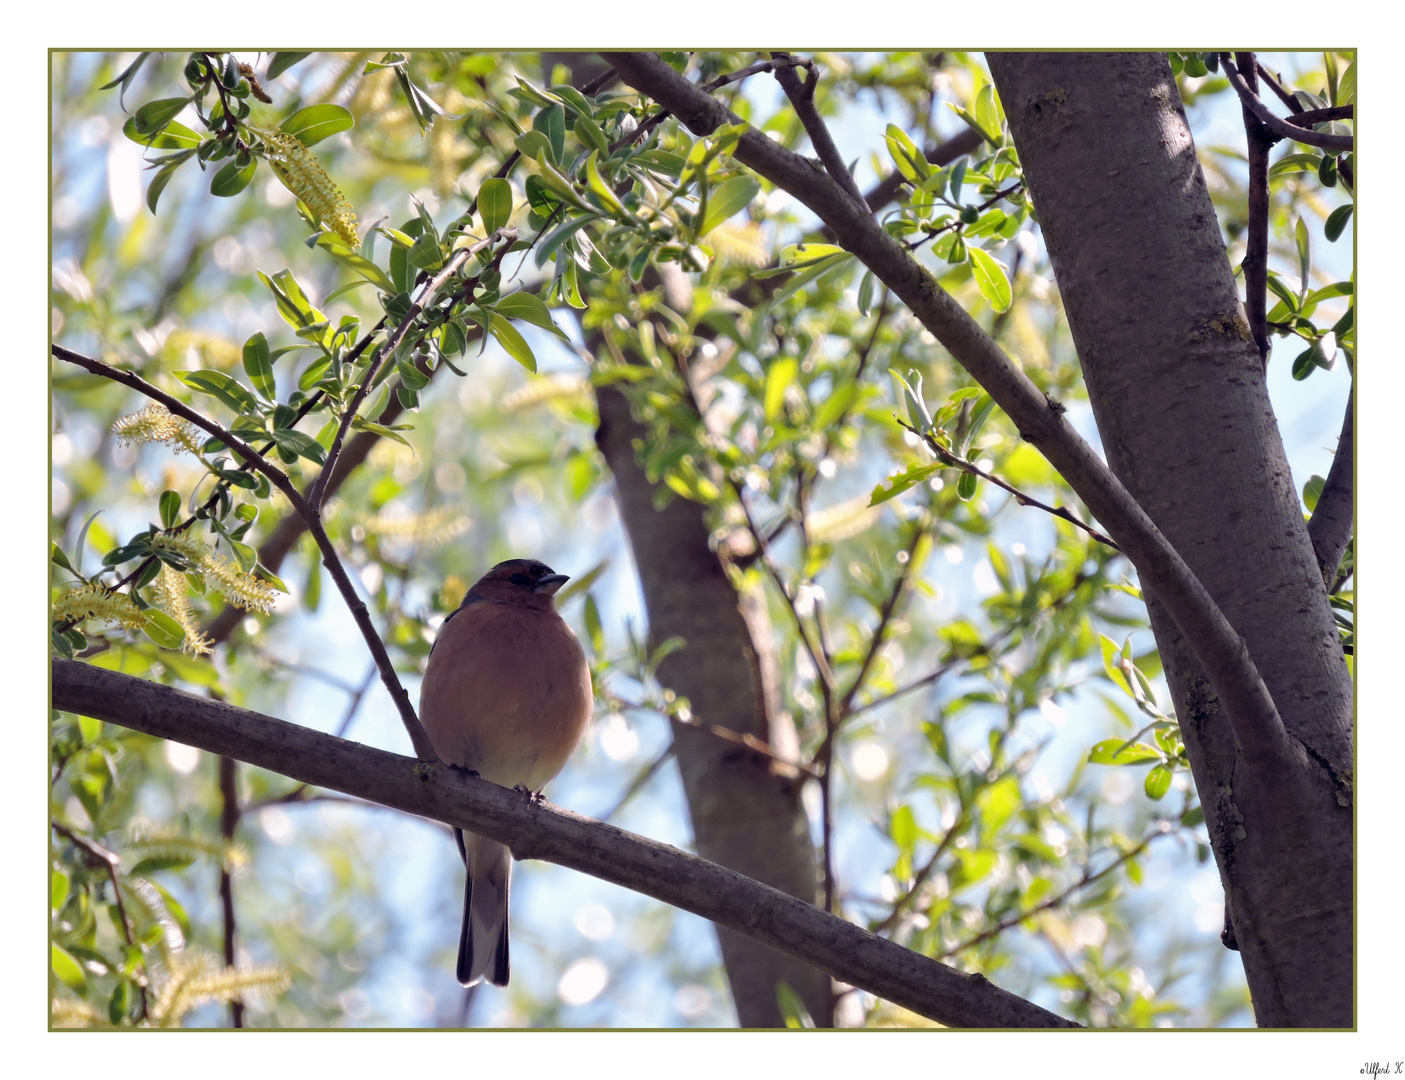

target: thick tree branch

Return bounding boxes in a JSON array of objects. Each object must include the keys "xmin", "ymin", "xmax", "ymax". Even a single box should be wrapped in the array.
[
  {"xmin": 1307, "ymin": 386, "xmax": 1354, "ymax": 583},
  {"xmin": 51, "ymin": 345, "xmax": 437, "ymax": 762},
  {"xmin": 1219, "ymin": 54, "xmax": 1353, "ymax": 153},
  {"xmin": 602, "ymin": 51, "xmax": 1294, "ymax": 770},
  {"xmin": 51, "ymin": 658, "xmax": 1077, "ymax": 1029}
]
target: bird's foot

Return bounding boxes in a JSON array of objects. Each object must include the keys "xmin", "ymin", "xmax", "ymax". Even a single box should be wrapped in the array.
[
  {"xmin": 449, "ymin": 764, "xmax": 481, "ymax": 778},
  {"xmin": 514, "ymin": 784, "xmax": 546, "ymax": 804}
]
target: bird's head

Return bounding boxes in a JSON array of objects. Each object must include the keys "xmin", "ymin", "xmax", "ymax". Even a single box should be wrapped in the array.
[{"xmin": 462, "ymin": 559, "xmax": 570, "ymax": 611}]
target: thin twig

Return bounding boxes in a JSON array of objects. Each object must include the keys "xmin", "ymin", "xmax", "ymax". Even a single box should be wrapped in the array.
[
  {"xmin": 934, "ymin": 826, "xmax": 1168, "ymax": 960},
  {"xmin": 51, "ymin": 821, "xmax": 149, "ymax": 1019},
  {"xmin": 771, "ymin": 53, "xmax": 867, "ymax": 206},
  {"xmin": 51, "ymin": 345, "xmax": 438, "ymax": 761},
  {"xmin": 872, "ymin": 807, "xmax": 967, "ymax": 934},
  {"xmin": 312, "ymin": 227, "xmax": 516, "ymax": 510},
  {"xmin": 729, "ymin": 478, "xmax": 836, "ymax": 691},
  {"xmin": 601, "ymin": 745, "xmax": 675, "ymax": 822},
  {"xmin": 837, "ymin": 517, "xmax": 929, "ymax": 719},
  {"xmin": 899, "ymin": 418, "xmax": 1121, "ymax": 551},
  {"xmin": 1220, "ymin": 54, "xmax": 1352, "ymax": 153},
  {"xmin": 1254, "ymin": 62, "xmax": 1302, "ymax": 113}
]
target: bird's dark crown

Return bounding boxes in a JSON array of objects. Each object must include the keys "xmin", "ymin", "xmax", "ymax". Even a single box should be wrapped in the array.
[
  {"xmin": 484, "ymin": 559, "xmax": 558, "ymax": 586},
  {"xmin": 457, "ymin": 558, "xmax": 568, "ymax": 609}
]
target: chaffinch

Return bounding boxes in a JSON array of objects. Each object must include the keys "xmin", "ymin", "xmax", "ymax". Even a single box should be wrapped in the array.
[{"xmin": 419, "ymin": 558, "xmax": 593, "ymax": 987}]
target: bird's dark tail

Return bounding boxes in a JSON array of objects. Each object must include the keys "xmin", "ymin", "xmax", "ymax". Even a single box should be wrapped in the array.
[{"xmin": 456, "ymin": 831, "xmax": 511, "ymax": 987}]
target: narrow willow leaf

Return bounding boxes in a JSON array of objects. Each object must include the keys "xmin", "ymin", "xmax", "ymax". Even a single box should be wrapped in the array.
[
  {"xmin": 698, "ymin": 174, "xmax": 760, "ymax": 236},
  {"xmin": 211, "ymin": 157, "xmax": 257, "ymax": 197},
  {"xmin": 486, "ymin": 311, "xmax": 537, "ymax": 372},
  {"xmin": 968, "ymin": 246, "xmax": 1012, "ymax": 312},
  {"xmin": 279, "ymin": 104, "xmax": 354, "ymax": 147}
]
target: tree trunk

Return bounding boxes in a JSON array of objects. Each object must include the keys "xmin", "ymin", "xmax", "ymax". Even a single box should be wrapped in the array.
[
  {"xmin": 595, "ymin": 384, "xmax": 833, "ymax": 1027},
  {"xmin": 988, "ymin": 52, "xmax": 1353, "ymax": 1027}
]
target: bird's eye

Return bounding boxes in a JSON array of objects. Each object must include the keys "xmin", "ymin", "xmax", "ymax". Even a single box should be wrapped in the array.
[{"xmin": 508, "ymin": 573, "xmax": 532, "ymax": 588}]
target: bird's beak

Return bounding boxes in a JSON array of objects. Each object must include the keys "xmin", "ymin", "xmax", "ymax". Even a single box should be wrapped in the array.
[{"xmin": 534, "ymin": 573, "xmax": 570, "ymax": 596}]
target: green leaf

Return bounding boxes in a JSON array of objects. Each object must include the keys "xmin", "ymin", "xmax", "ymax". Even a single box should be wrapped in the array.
[
  {"xmin": 407, "ymin": 231, "xmax": 444, "ymax": 271},
  {"xmin": 584, "ymin": 151, "xmax": 627, "ymax": 217},
  {"xmin": 52, "ymin": 943, "xmax": 87, "ymax": 993},
  {"xmin": 857, "ymin": 270, "xmax": 876, "ymax": 315},
  {"xmin": 1324, "ymin": 204, "xmax": 1353, "ymax": 243},
  {"xmin": 890, "ymin": 804, "xmax": 917, "ymax": 852},
  {"xmin": 948, "ymin": 102, "xmax": 1000, "ymax": 146},
  {"xmin": 869, "ymin": 462, "xmax": 941, "ymax": 506},
  {"xmin": 884, "ymin": 123, "xmax": 928, "ymax": 182},
  {"xmin": 1087, "ymin": 738, "xmax": 1162, "ymax": 766},
  {"xmin": 956, "ymin": 469, "xmax": 979, "ymax": 500},
  {"xmin": 158, "ymin": 490, "xmax": 181, "ymax": 529},
  {"xmin": 350, "ymin": 416, "xmax": 413, "ymax": 448},
  {"xmin": 486, "ymin": 311, "xmax": 537, "ymax": 372},
  {"xmin": 477, "ymin": 177, "xmax": 513, "ymax": 233},
  {"xmin": 279, "ymin": 104, "xmax": 354, "ymax": 147},
  {"xmin": 515, "ymin": 129, "xmax": 553, "ymax": 162},
  {"xmin": 142, "ymin": 610, "xmax": 185, "ymax": 650},
  {"xmin": 533, "ymin": 150, "xmax": 594, "ymax": 212},
  {"xmin": 269, "ymin": 428, "xmax": 328, "ymax": 465},
  {"xmin": 493, "ymin": 291, "xmax": 568, "ymax": 340},
  {"xmin": 210, "ymin": 156, "xmax": 257, "ymax": 197},
  {"xmin": 968, "ymin": 247, "xmax": 1012, "ymax": 312},
  {"xmin": 1144, "ymin": 764, "xmax": 1173, "ymax": 800},
  {"xmin": 132, "ymin": 96, "xmax": 190, "ymax": 135},
  {"xmin": 174, "ymin": 369, "xmax": 259, "ymax": 416},
  {"xmin": 698, "ymin": 174, "xmax": 760, "ymax": 236},
  {"xmin": 573, "ymin": 109, "xmax": 611, "ymax": 157},
  {"xmin": 238, "ymin": 332, "xmax": 275, "ymax": 403},
  {"xmin": 51, "ymin": 542, "xmax": 83, "ymax": 580},
  {"xmin": 267, "ymin": 52, "xmax": 311, "ymax": 80},
  {"xmin": 764, "ymin": 356, "xmax": 798, "ymax": 422},
  {"xmin": 812, "ymin": 381, "xmax": 858, "ymax": 431},
  {"xmin": 1337, "ymin": 59, "xmax": 1356, "ymax": 107},
  {"xmin": 975, "ymin": 776, "xmax": 1021, "ymax": 836},
  {"xmin": 1294, "ymin": 217, "xmax": 1311, "ymax": 296},
  {"xmin": 314, "ymin": 234, "xmax": 396, "ymax": 292},
  {"xmin": 775, "ymin": 982, "xmax": 815, "ymax": 1030},
  {"xmin": 123, "ymin": 115, "xmax": 201, "ymax": 150},
  {"xmin": 52, "ymin": 867, "xmax": 71, "ymax": 912},
  {"xmin": 1099, "ymin": 634, "xmax": 1134, "ymax": 697},
  {"xmin": 145, "ymin": 164, "xmax": 181, "ymax": 214}
]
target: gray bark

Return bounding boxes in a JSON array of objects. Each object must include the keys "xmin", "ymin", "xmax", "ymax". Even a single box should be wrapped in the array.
[
  {"xmin": 988, "ymin": 52, "xmax": 1353, "ymax": 1027},
  {"xmin": 595, "ymin": 384, "xmax": 833, "ymax": 1027}
]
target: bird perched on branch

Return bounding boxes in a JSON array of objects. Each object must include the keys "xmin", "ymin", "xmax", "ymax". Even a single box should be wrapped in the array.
[{"xmin": 419, "ymin": 558, "xmax": 593, "ymax": 987}]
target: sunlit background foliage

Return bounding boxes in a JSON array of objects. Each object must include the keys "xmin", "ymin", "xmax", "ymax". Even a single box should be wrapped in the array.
[{"xmin": 50, "ymin": 49, "xmax": 1351, "ymax": 1028}]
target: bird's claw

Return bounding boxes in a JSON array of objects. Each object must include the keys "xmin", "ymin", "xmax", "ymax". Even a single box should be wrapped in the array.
[{"xmin": 514, "ymin": 784, "xmax": 546, "ymax": 804}]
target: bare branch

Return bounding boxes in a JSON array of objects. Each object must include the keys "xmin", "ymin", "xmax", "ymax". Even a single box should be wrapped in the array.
[
  {"xmin": 52, "ymin": 658, "xmax": 1078, "ymax": 1030},
  {"xmin": 1220, "ymin": 54, "xmax": 1353, "ymax": 153}
]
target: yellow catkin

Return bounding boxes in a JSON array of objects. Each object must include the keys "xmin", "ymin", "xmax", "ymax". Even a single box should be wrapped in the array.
[
  {"xmin": 263, "ymin": 130, "xmax": 360, "ymax": 247},
  {"xmin": 708, "ymin": 221, "xmax": 769, "ymax": 267},
  {"xmin": 111, "ymin": 403, "xmax": 204, "ymax": 456},
  {"xmin": 151, "ymin": 564, "xmax": 213, "ymax": 655},
  {"xmin": 53, "ymin": 583, "xmax": 147, "ymax": 631},
  {"xmin": 364, "ymin": 505, "xmax": 470, "ymax": 547},
  {"xmin": 152, "ymin": 533, "xmax": 277, "ymax": 615}
]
